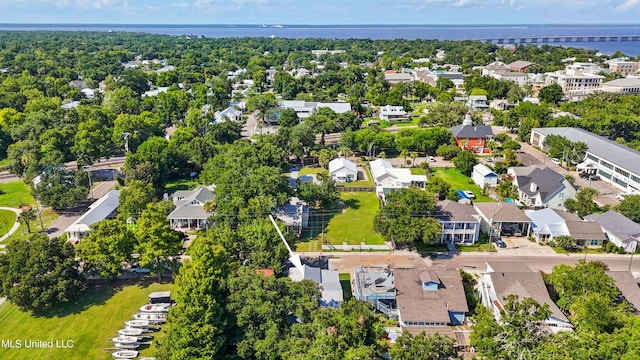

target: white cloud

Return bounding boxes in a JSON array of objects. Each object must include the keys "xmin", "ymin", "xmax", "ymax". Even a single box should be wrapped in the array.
[{"xmin": 616, "ymin": 0, "xmax": 640, "ymax": 11}]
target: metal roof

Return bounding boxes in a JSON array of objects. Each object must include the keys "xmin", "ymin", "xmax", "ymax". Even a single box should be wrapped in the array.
[
  {"xmin": 532, "ymin": 127, "xmax": 640, "ymax": 176},
  {"xmin": 450, "ymin": 123, "xmax": 494, "ymax": 139},
  {"xmin": 65, "ymin": 190, "xmax": 120, "ymax": 233}
]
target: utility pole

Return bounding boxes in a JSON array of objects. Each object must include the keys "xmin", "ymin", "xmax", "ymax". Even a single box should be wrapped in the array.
[{"xmin": 84, "ymin": 165, "xmax": 94, "ymax": 199}]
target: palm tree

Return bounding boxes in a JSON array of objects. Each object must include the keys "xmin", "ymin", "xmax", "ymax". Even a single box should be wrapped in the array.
[
  {"xmin": 400, "ymin": 149, "xmax": 409, "ymax": 167},
  {"xmin": 18, "ymin": 208, "xmax": 37, "ymax": 234},
  {"xmin": 409, "ymin": 151, "xmax": 418, "ymax": 167}
]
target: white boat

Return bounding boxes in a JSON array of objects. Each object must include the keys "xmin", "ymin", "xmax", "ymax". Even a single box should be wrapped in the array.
[
  {"xmin": 133, "ymin": 313, "xmax": 166, "ymax": 323},
  {"xmin": 139, "ymin": 303, "xmax": 171, "ymax": 313},
  {"xmin": 112, "ymin": 336, "xmax": 139, "ymax": 344},
  {"xmin": 114, "ymin": 342, "xmax": 140, "ymax": 349},
  {"xmin": 112, "ymin": 350, "xmax": 139, "ymax": 358},
  {"xmin": 125, "ymin": 320, "xmax": 149, "ymax": 328},
  {"xmin": 118, "ymin": 328, "xmax": 144, "ymax": 336}
]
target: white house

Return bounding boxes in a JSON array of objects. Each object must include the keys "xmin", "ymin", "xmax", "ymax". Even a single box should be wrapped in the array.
[
  {"xmin": 328, "ymin": 158, "xmax": 358, "ymax": 183},
  {"xmin": 274, "ymin": 197, "xmax": 309, "ymax": 236},
  {"xmin": 290, "ymin": 264, "xmax": 343, "ymax": 308},
  {"xmin": 433, "ymin": 200, "xmax": 481, "ymax": 244},
  {"xmin": 369, "ymin": 159, "xmax": 426, "ymax": 199},
  {"xmin": 379, "ymin": 105, "xmax": 407, "ymax": 121},
  {"xmin": 525, "ymin": 208, "xmax": 606, "ymax": 247},
  {"xmin": 168, "ymin": 186, "xmax": 215, "ymax": 230},
  {"xmin": 65, "ymin": 190, "xmax": 121, "ymax": 243},
  {"xmin": 585, "ymin": 211, "xmax": 640, "ymax": 253},
  {"xmin": 507, "ymin": 166, "xmax": 577, "ymax": 210},
  {"xmin": 280, "ymin": 100, "xmax": 352, "ymax": 120},
  {"xmin": 478, "ymin": 262, "xmax": 573, "ymax": 333},
  {"xmin": 472, "ymin": 164, "xmax": 498, "ymax": 189},
  {"xmin": 214, "ymin": 107, "xmax": 243, "ymax": 123}
]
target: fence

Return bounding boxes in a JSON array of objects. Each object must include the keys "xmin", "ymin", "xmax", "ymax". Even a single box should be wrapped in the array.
[
  {"xmin": 337, "ymin": 186, "xmax": 375, "ymax": 193},
  {"xmin": 322, "ymin": 244, "xmax": 392, "ymax": 251}
]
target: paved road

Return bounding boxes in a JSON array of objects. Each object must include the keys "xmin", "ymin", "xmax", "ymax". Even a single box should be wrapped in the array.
[
  {"xmin": 299, "ymin": 249, "xmax": 640, "ymax": 274},
  {"xmin": 0, "ymin": 156, "xmax": 125, "ymax": 184},
  {"xmin": 46, "ymin": 180, "xmax": 116, "ymax": 239},
  {"xmin": 0, "ymin": 207, "xmax": 21, "ymax": 243},
  {"xmin": 241, "ymin": 112, "xmax": 277, "ymax": 138}
]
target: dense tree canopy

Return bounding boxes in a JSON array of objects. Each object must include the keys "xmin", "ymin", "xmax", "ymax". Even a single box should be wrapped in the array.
[{"xmin": 0, "ymin": 234, "xmax": 83, "ymax": 313}]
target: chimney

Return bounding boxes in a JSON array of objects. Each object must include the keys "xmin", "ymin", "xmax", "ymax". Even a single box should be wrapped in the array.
[{"xmin": 529, "ymin": 182, "xmax": 538, "ymax": 192}]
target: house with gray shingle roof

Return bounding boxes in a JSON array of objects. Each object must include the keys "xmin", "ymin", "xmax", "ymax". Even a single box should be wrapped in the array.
[
  {"xmin": 585, "ymin": 210, "xmax": 640, "ymax": 253},
  {"xmin": 478, "ymin": 263, "xmax": 573, "ymax": 333},
  {"xmin": 449, "ymin": 113, "xmax": 494, "ymax": 154},
  {"xmin": 606, "ymin": 271, "xmax": 640, "ymax": 313},
  {"xmin": 433, "ymin": 200, "xmax": 481, "ymax": 244},
  {"xmin": 168, "ymin": 186, "xmax": 215, "ymax": 230},
  {"xmin": 507, "ymin": 165, "xmax": 577, "ymax": 210}
]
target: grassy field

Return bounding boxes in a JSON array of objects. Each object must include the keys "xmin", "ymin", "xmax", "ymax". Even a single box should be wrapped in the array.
[
  {"xmin": 411, "ymin": 167, "xmax": 426, "ymax": 175},
  {"xmin": 0, "ymin": 209, "xmax": 17, "ymax": 237},
  {"xmin": 1, "ymin": 208, "xmax": 58, "ymax": 244},
  {"xmin": 432, "ymin": 168, "xmax": 493, "ymax": 202},
  {"xmin": 0, "ymin": 181, "xmax": 35, "ymax": 208},
  {"xmin": 0, "ymin": 281, "xmax": 174, "ymax": 360},
  {"xmin": 324, "ymin": 192, "xmax": 384, "ymax": 245},
  {"xmin": 298, "ymin": 167, "xmax": 327, "ymax": 176}
]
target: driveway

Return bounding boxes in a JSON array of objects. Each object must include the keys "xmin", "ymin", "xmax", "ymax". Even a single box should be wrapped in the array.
[
  {"xmin": 495, "ymin": 236, "xmax": 557, "ymax": 256},
  {"xmin": 0, "ymin": 206, "xmax": 21, "ymax": 245}
]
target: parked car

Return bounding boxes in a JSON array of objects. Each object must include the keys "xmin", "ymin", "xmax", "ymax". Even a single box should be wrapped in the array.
[
  {"xmin": 427, "ymin": 156, "xmax": 436, "ymax": 162},
  {"xmin": 617, "ymin": 193, "xmax": 628, "ymax": 201},
  {"xmin": 588, "ymin": 175, "xmax": 601, "ymax": 181},
  {"xmin": 493, "ymin": 238, "xmax": 507, "ymax": 248},
  {"xmin": 551, "ymin": 158, "xmax": 561, "ymax": 165},
  {"xmin": 463, "ymin": 190, "xmax": 476, "ymax": 199},
  {"xmin": 484, "ymin": 157, "xmax": 493, "ymax": 162}
]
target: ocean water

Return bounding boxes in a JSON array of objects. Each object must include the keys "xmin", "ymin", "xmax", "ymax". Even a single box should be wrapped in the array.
[{"xmin": 1, "ymin": 24, "xmax": 639, "ymax": 55}]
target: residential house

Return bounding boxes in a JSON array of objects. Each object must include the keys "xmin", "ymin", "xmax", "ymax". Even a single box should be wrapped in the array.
[
  {"xmin": 474, "ymin": 202, "xmax": 531, "ymax": 238},
  {"xmin": 530, "ymin": 127, "xmax": 640, "ymax": 195},
  {"xmin": 369, "ymin": 159, "xmax": 427, "ymax": 199},
  {"xmin": 507, "ymin": 166, "xmax": 577, "ymax": 210},
  {"xmin": 142, "ymin": 87, "xmax": 169, "ymax": 97},
  {"xmin": 449, "ymin": 113, "xmax": 494, "ymax": 154},
  {"xmin": 168, "ymin": 186, "xmax": 215, "ymax": 230},
  {"xmin": 328, "ymin": 158, "xmax": 358, "ymax": 183},
  {"xmin": 490, "ymin": 99, "xmax": 517, "ymax": 111},
  {"xmin": 279, "ymin": 100, "xmax": 352, "ymax": 120},
  {"xmin": 467, "ymin": 95, "xmax": 489, "ymax": 111},
  {"xmin": 379, "ymin": 105, "xmax": 407, "ymax": 121},
  {"xmin": 68, "ymin": 79, "xmax": 86, "ymax": 89},
  {"xmin": 492, "ymin": 71, "xmax": 529, "ymax": 86},
  {"xmin": 65, "ymin": 190, "xmax": 121, "ymax": 243},
  {"xmin": 585, "ymin": 211, "xmax": 640, "ymax": 253},
  {"xmin": 395, "ymin": 268, "xmax": 469, "ymax": 327},
  {"xmin": 290, "ymin": 264, "xmax": 343, "ymax": 308},
  {"xmin": 214, "ymin": 107, "xmax": 243, "ymax": 123},
  {"xmin": 353, "ymin": 266, "xmax": 397, "ymax": 319},
  {"xmin": 479, "ymin": 61, "xmax": 510, "ymax": 76},
  {"xmin": 507, "ymin": 60, "xmax": 535, "ymax": 72},
  {"xmin": 525, "ymin": 208, "xmax": 606, "ymax": 247},
  {"xmin": 433, "ymin": 200, "xmax": 481, "ymax": 244},
  {"xmin": 606, "ymin": 271, "xmax": 640, "ymax": 313},
  {"xmin": 472, "ymin": 164, "xmax": 498, "ymax": 189},
  {"xmin": 478, "ymin": 262, "xmax": 573, "ymax": 333},
  {"xmin": 273, "ymin": 197, "xmax": 309, "ymax": 236}
]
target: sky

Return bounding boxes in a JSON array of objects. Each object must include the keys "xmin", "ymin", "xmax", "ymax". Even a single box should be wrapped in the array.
[{"xmin": 2, "ymin": 0, "xmax": 640, "ymax": 25}]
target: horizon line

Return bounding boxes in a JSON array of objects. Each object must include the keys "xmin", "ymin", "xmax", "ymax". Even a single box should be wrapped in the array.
[{"xmin": 1, "ymin": 22, "xmax": 640, "ymax": 27}]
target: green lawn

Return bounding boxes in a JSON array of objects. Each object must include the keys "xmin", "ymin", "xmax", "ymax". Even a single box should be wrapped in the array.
[
  {"xmin": 0, "ymin": 209, "xmax": 17, "ymax": 237},
  {"xmin": 324, "ymin": 192, "xmax": 384, "ymax": 245},
  {"xmin": 0, "ymin": 181, "xmax": 35, "ymax": 208},
  {"xmin": 432, "ymin": 168, "xmax": 493, "ymax": 202},
  {"xmin": 2, "ymin": 208, "xmax": 58, "ymax": 244},
  {"xmin": 339, "ymin": 273, "xmax": 353, "ymax": 300},
  {"xmin": 165, "ymin": 177, "xmax": 201, "ymax": 193},
  {"xmin": 298, "ymin": 167, "xmax": 327, "ymax": 176},
  {"xmin": 411, "ymin": 167, "xmax": 426, "ymax": 175},
  {"xmin": 0, "ymin": 281, "xmax": 174, "ymax": 360}
]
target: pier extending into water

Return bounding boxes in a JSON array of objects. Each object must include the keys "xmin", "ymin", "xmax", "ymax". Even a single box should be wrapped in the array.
[{"xmin": 482, "ymin": 35, "xmax": 640, "ymax": 45}]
